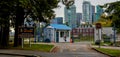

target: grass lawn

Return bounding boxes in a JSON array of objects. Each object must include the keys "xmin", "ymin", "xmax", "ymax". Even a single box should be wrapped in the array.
[
  {"xmin": 95, "ymin": 48, "xmax": 120, "ymax": 57},
  {"xmin": 10, "ymin": 44, "xmax": 54, "ymax": 52}
]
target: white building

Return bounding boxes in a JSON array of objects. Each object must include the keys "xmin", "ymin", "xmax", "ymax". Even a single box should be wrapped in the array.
[{"xmin": 44, "ymin": 24, "xmax": 71, "ymax": 43}]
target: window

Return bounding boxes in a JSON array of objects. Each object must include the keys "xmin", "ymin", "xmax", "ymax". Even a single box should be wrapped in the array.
[
  {"xmin": 60, "ymin": 31, "xmax": 70, "ymax": 38},
  {"xmin": 65, "ymin": 31, "xmax": 69, "ymax": 37},
  {"xmin": 60, "ymin": 31, "xmax": 64, "ymax": 37}
]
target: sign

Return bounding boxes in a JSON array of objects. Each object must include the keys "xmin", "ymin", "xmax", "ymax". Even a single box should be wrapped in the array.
[
  {"xmin": 18, "ymin": 26, "xmax": 34, "ymax": 38},
  {"xmin": 95, "ymin": 23, "xmax": 102, "ymax": 29}
]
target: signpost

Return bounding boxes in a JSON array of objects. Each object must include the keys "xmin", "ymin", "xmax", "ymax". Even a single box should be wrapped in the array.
[
  {"xmin": 18, "ymin": 26, "xmax": 34, "ymax": 48},
  {"xmin": 95, "ymin": 23, "xmax": 102, "ymax": 48}
]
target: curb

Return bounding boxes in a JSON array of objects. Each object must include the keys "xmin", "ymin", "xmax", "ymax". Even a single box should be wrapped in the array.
[
  {"xmin": 0, "ymin": 53, "xmax": 40, "ymax": 57},
  {"xmin": 91, "ymin": 47, "xmax": 114, "ymax": 57},
  {"xmin": 50, "ymin": 46, "xmax": 56, "ymax": 52},
  {"xmin": 50, "ymin": 46, "xmax": 59, "ymax": 53}
]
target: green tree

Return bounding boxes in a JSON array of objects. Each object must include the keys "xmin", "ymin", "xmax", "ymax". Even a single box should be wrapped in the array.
[
  {"xmin": 102, "ymin": 1, "xmax": 120, "ymax": 32},
  {"xmin": 0, "ymin": 0, "xmax": 15, "ymax": 48},
  {"xmin": 14, "ymin": 0, "xmax": 59, "ymax": 47},
  {"xmin": 0, "ymin": 0, "xmax": 59, "ymax": 48}
]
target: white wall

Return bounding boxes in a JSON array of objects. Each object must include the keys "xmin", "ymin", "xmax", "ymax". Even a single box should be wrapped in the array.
[
  {"xmin": 102, "ymin": 27, "xmax": 113, "ymax": 36},
  {"xmin": 59, "ymin": 37, "xmax": 70, "ymax": 42},
  {"xmin": 44, "ymin": 27, "xmax": 71, "ymax": 43},
  {"xmin": 58, "ymin": 31, "xmax": 71, "ymax": 42}
]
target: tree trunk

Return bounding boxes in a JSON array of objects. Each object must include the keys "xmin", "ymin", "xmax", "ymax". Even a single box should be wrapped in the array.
[
  {"xmin": 14, "ymin": 6, "xmax": 24, "ymax": 47},
  {"xmin": 0, "ymin": 25, "xmax": 9, "ymax": 48},
  {"xmin": 0, "ymin": 26, "xmax": 2, "ymax": 48}
]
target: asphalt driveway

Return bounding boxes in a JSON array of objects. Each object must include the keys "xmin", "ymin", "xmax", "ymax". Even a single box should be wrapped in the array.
[{"xmin": 0, "ymin": 42, "xmax": 109, "ymax": 57}]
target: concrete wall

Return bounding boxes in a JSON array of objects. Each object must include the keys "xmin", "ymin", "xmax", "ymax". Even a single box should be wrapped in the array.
[{"xmin": 102, "ymin": 27, "xmax": 113, "ymax": 36}]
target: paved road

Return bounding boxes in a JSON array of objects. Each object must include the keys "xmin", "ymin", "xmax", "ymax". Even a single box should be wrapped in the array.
[
  {"xmin": 43, "ymin": 42, "xmax": 109, "ymax": 57},
  {"xmin": 0, "ymin": 42, "xmax": 109, "ymax": 57}
]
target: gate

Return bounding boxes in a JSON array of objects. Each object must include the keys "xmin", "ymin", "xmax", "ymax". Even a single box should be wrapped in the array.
[{"xmin": 72, "ymin": 25, "xmax": 94, "ymax": 42}]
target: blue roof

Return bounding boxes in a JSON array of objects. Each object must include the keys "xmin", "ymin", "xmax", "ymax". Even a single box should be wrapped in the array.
[{"xmin": 50, "ymin": 24, "xmax": 71, "ymax": 30}]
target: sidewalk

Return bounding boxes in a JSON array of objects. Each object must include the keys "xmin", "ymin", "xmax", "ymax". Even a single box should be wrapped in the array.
[{"xmin": 91, "ymin": 45, "xmax": 120, "ymax": 50}]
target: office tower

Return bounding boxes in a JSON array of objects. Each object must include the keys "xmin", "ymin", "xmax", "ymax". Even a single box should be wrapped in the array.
[
  {"xmin": 96, "ymin": 5, "xmax": 104, "ymax": 22},
  {"xmin": 91, "ymin": 5, "xmax": 95, "ymax": 23},
  {"xmin": 76, "ymin": 13, "xmax": 82, "ymax": 27},
  {"xmin": 82, "ymin": 1, "xmax": 92, "ymax": 24},
  {"xmin": 51, "ymin": 17, "xmax": 63, "ymax": 24},
  {"xmin": 64, "ymin": 5, "xmax": 77, "ymax": 28}
]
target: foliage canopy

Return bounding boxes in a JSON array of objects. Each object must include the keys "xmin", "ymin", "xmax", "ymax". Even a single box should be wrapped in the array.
[
  {"xmin": 102, "ymin": 1, "xmax": 120, "ymax": 32},
  {"xmin": 0, "ymin": 0, "xmax": 59, "ymax": 48}
]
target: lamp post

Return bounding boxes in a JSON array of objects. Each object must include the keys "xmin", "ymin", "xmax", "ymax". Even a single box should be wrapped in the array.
[
  {"xmin": 61, "ymin": 0, "xmax": 75, "ymax": 9},
  {"xmin": 61, "ymin": 0, "xmax": 75, "ymax": 42}
]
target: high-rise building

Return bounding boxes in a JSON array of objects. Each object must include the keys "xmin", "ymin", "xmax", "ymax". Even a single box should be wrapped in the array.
[
  {"xmin": 96, "ymin": 5, "xmax": 104, "ymax": 22},
  {"xmin": 50, "ymin": 17, "xmax": 63, "ymax": 24},
  {"xmin": 82, "ymin": 1, "xmax": 92, "ymax": 24},
  {"xmin": 91, "ymin": 5, "xmax": 95, "ymax": 23},
  {"xmin": 64, "ymin": 5, "xmax": 77, "ymax": 28},
  {"xmin": 76, "ymin": 13, "xmax": 82, "ymax": 27}
]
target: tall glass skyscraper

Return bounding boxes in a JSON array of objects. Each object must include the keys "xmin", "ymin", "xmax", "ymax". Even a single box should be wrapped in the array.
[
  {"xmin": 91, "ymin": 5, "xmax": 95, "ymax": 23},
  {"xmin": 96, "ymin": 5, "xmax": 104, "ymax": 22},
  {"xmin": 82, "ymin": 1, "xmax": 92, "ymax": 24},
  {"xmin": 64, "ymin": 5, "xmax": 76, "ymax": 28},
  {"xmin": 50, "ymin": 17, "xmax": 63, "ymax": 24},
  {"xmin": 76, "ymin": 13, "xmax": 82, "ymax": 27}
]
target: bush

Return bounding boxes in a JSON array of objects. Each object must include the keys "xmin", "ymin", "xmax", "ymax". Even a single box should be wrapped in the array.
[
  {"xmin": 95, "ymin": 40, "xmax": 100, "ymax": 45},
  {"xmin": 102, "ymin": 34, "xmax": 111, "ymax": 43},
  {"xmin": 44, "ymin": 39, "xmax": 50, "ymax": 43}
]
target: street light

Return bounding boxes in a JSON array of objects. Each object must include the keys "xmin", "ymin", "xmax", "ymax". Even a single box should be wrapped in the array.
[
  {"xmin": 61, "ymin": 0, "xmax": 75, "ymax": 9},
  {"xmin": 61, "ymin": 0, "xmax": 75, "ymax": 42}
]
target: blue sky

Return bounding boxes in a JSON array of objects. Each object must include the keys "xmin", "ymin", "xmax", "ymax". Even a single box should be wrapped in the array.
[{"xmin": 54, "ymin": 0, "xmax": 118, "ymax": 18}]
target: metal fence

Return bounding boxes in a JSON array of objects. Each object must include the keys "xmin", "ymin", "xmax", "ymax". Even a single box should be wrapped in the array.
[{"xmin": 72, "ymin": 25, "xmax": 94, "ymax": 42}]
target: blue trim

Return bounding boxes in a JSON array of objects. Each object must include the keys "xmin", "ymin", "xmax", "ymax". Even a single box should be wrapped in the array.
[{"xmin": 50, "ymin": 24, "xmax": 71, "ymax": 30}]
